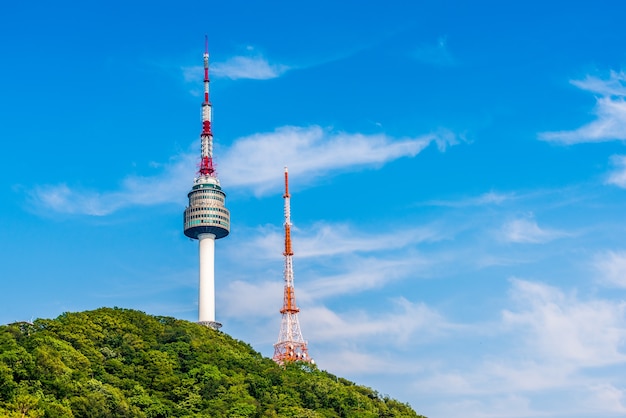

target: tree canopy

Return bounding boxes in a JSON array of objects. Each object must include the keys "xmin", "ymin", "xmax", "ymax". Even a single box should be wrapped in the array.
[{"xmin": 0, "ymin": 308, "xmax": 425, "ymax": 417}]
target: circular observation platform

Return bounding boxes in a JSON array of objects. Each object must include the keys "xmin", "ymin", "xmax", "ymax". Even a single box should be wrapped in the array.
[{"xmin": 184, "ymin": 178, "xmax": 230, "ymax": 240}]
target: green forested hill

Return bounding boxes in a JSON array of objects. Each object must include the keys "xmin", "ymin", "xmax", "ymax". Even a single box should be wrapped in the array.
[{"xmin": 0, "ymin": 308, "xmax": 425, "ymax": 417}]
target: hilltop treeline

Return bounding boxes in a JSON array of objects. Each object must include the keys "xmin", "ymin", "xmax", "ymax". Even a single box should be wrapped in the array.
[{"xmin": 0, "ymin": 308, "xmax": 424, "ymax": 417}]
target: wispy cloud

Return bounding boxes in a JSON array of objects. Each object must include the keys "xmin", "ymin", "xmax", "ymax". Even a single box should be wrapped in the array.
[
  {"xmin": 313, "ymin": 349, "xmax": 408, "ymax": 376},
  {"xmin": 218, "ymin": 256, "xmax": 427, "ymax": 323},
  {"xmin": 572, "ymin": 71, "xmax": 626, "ymax": 96},
  {"xmin": 594, "ymin": 250, "xmax": 626, "ymax": 288},
  {"xmin": 296, "ymin": 276, "xmax": 626, "ymax": 418},
  {"xmin": 28, "ymin": 126, "xmax": 457, "ymax": 215},
  {"xmin": 212, "ymin": 55, "xmax": 290, "ymax": 80},
  {"xmin": 606, "ymin": 155, "xmax": 626, "ymax": 188},
  {"xmin": 413, "ymin": 278, "xmax": 626, "ymax": 418},
  {"xmin": 243, "ymin": 222, "xmax": 443, "ymax": 260},
  {"xmin": 584, "ymin": 384, "xmax": 626, "ymax": 416},
  {"xmin": 28, "ymin": 153, "xmax": 196, "ymax": 216},
  {"xmin": 218, "ymin": 233, "xmax": 446, "ymax": 346},
  {"xmin": 219, "ymin": 280, "xmax": 282, "ymax": 319},
  {"xmin": 500, "ymin": 215, "xmax": 566, "ymax": 244},
  {"xmin": 305, "ymin": 298, "xmax": 448, "ymax": 345},
  {"xmin": 539, "ymin": 71, "xmax": 626, "ymax": 144},
  {"xmin": 222, "ymin": 221, "xmax": 443, "ymax": 306},
  {"xmin": 301, "ymin": 255, "xmax": 430, "ymax": 300},
  {"xmin": 412, "ymin": 36, "xmax": 456, "ymax": 67},
  {"xmin": 424, "ymin": 191, "xmax": 514, "ymax": 207},
  {"xmin": 182, "ymin": 48, "xmax": 290, "ymax": 81},
  {"xmin": 503, "ymin": 278, "xmax": 626, "ymax": 368},
  {"xmin": 221, "ymin": 125, "xmax": 458, "ymax": 195}
]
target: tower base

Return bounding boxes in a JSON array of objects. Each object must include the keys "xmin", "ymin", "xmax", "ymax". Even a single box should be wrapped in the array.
[{"xmin": 198, "ymin": 320, "xmax": 222, "ymax": 330}]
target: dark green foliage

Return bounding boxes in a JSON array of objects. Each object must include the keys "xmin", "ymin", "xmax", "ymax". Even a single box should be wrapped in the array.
[{"xmin": 0, "ymin": 308, "xmax": 425, "ymax": 417}]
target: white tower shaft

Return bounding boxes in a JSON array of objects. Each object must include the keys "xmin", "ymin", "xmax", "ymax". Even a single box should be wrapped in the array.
[{"xmin": 198, "ymin": 233, "xmax": 216, "ymax": 325}]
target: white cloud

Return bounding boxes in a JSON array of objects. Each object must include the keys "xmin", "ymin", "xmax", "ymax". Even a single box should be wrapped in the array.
[
  {"xmin": 296, "ymin": 224, "xmax": 441, "ymax": 258},
  {"xmin": 500, "ymin": 216, "xmax": 565, "ymax": 244},
  {"xmin": 301, "ymin": 255, "xmax": 430, "ymax": 300},
  {"xmin": 573, "ymin": 71, "xmax": 626, "ymax": 96},
  {"xmin": 306, "ymin": 297, "xmax": 452, "ymax": 348},
  {"xmin": 469, "ymin": 191, "xmax": 511, "ymax": 205},
  {"xmin": 499, "ymin": 215, "xmax": 568, "ymax": 244},
  {"xmin": 503, "ymin": 279, "xmax": 626, "ymax": 368},
  {"xmin": 243, "ymin": 222, "xmax": 442, "ymax": 260},
  {"xmin": 224, "ymin": 221, "xmax": 444, "ymax": 301},
  {"xmin": 219, "ymin": 280, "xmax": 282, "ymax": 319},
  {"xmin": 221, "ymin": 125, "xmax": 458, "ymax": 196},
  {"xmin": 218, "ymin": 230, "xmax": 437, "ymax": 329},
  {"xmin": 294, "ymin": 276, "xmax": 626, "ymax": 417},
  {"xmin": 28, "ymin": 153, "xmax": 196, "ymax": 216},
  {"xmin": 29, "ymin": 125, "xmax": 456, "ymax": 215},
  {"xmin": 425, "ymin": 191, "xmax": 514, "ymax": 207},
  {"xmin": 212, "ymin": 55, "xmax": 290, "ymax": 80},
  {"xmin": 217, "ymin": 219, "xmax": 453, "ymax": 359},
  {"xmin": 411, "ymin": 278, "xmax": 626, "ymax": 418},
  {"xmin": 416, "ymin": 358, "xmax": 573, "ymax": 397},
  {"xmin": 594, "ymin": 250, "xmax": 626, "ymax": 288},
  {"xmin": 182, "ymin": 51, "xmax": 289, "ymax": 82},
  {"xmin": 181, "ymin": 65, "xmax": 202, "ymax": 83},
  {"xmin": 539, "ymin": 71, "xmax": 626, "ymax": 144},
  {"xmin": 313, "ymin": 349, "xmax": 403, "ymax": 375},
  {"xmin": 583, "ymin": 383, "xmax": 626, "ymax": 415},
  {"xmin": 500, "ymin": 218, "xmax": 543, "ymax": 243},
  {"xmin": 606, "ymin": 155, "xmax": 626, "ymax": 188}
]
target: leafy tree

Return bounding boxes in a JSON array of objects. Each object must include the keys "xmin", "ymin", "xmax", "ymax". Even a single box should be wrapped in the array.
[{"xmin": 0, "ymin": 308, "xmax": 426, "ymax": 418}]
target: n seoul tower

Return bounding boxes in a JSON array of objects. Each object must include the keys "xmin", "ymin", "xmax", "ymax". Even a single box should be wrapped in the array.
[
  {"xmin": 183, "ymin": 37, "xmax": 230, "ymax": 330},
  {"xmin": 273, "ymin": 167, "xmax": 313, "ymax": 365}
]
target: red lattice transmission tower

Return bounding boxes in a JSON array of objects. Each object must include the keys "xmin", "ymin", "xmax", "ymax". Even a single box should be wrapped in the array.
[{"xmin": 273, "ymin": 167, "xmax": 313, "ymax": 365}]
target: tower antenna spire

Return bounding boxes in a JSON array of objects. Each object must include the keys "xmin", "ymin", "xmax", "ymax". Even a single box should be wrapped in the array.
[
  {"xmin": 199, "ymin": 34, "xmax": 214, "ymax": 177},
  {"xmin": 183, "ymin": 38, "xmax": 231, "ymax": 330},
  {"xmin": 273, "ymin": 167, "xmax": 313, "ymax": 365}
]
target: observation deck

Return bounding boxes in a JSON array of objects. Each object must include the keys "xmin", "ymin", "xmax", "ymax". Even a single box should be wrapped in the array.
[{"xmin": 183, "ymin": 176, "xmax": 230, "ymax": 240}]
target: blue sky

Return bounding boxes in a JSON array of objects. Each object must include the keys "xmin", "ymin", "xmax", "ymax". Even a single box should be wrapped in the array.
[{"xmin": 3, "ymin": 1, "xmax": 626, "ymax": 416}]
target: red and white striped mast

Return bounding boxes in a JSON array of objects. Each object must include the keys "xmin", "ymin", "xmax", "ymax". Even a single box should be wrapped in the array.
[
  {"xmin": 273, "ymin": 167, "xmax": 313, "ymax": 365},
  {"xmin": 199, "ymin": 35, "xmax": 215, "ymax": 177}
]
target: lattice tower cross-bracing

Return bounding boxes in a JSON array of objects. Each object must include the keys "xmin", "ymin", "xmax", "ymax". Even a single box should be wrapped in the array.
[{"xmin": 273, "ymin": 167, "xmax": 313, "ymax": 365}]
